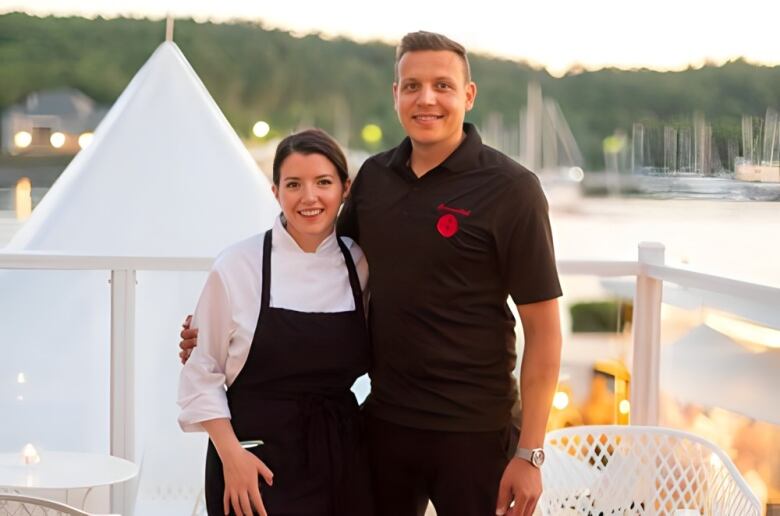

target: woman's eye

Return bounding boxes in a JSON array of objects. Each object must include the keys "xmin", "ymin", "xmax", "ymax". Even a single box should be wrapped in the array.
[
  {"xmin": 285, "ymin": 182, "xmax": 299, "ymax": 189},
  {"xmin": 318, "ymin": 179, "xmax": 333, "ymax": 186}
]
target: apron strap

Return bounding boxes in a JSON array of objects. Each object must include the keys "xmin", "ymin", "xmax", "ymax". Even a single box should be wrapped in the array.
[
  {"xmin": 260, "ymin": 229, "xmax": 273, "ymax": 312},
  {"xmin": 336, "ymin": 237, "xmax": 366, "ymax": 322}
]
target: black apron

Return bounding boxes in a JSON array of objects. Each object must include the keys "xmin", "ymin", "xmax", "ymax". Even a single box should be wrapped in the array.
[{"xmin": 205, "ymin": 230, "xmax": 373, "ymax": 516}]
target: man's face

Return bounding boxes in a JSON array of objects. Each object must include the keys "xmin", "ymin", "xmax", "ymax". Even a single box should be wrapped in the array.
[{"xmin": 393, "ymin": 50, "xmax": 477, "ymax": 150}]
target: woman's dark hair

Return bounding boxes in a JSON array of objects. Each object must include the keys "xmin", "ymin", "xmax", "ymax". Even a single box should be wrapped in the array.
[{"xmin": 272, "ymin": 129, "xmax": 349, "ymax": 186}]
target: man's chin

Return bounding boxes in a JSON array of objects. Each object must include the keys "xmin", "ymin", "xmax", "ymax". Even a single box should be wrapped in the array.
[{"xmin": 407, "ymin": 131, "xmax": 446, "ymax": 147}]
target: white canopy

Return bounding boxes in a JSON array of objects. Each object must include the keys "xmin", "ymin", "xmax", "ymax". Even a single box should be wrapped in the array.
[
  {"xmin": 1, "ymin": 42, "xmax": 279, "ymax": 514},
  {"xmin": 7, "ymin": 42, "xmax": 278, "ymax": 254},
  {"xmin": 661, "ymin": 324, "xmax": 780, "ymax": 425}
]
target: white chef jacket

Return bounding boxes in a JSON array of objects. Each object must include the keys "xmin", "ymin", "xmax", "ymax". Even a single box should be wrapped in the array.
[{"xmin": 177, "ymin": 216, "xmax": 369, "ymax": 432}]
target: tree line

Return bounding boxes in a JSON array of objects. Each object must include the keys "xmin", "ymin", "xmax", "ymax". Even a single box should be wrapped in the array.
[{"xmin": 2, "ymin": 12, "xmax": 779, "ymax": 168}]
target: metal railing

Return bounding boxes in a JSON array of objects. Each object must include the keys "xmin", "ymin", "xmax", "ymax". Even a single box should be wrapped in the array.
[{"xmin": 1, "ymin": 243, "xmax": 779, "ymax": 514}]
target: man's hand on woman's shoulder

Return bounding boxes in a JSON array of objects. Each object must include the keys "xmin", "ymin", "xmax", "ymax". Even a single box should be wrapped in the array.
[{"xmin": 179, "ymin": 315, "xmax": 199, "ymax": 364}]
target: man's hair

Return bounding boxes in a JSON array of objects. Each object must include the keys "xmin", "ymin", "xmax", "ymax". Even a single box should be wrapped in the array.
[
  {"xmin": 272, "ymin": 128, "xmax": 349, "ymax": 186},
  {"xmin": 395, "ymin": 31, "xmax": 471, "ymax": 83}
]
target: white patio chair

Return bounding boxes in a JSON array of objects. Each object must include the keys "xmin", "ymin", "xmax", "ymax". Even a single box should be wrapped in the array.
[
  {"xmin": 539, "ymin": 425, "xmax": 761, "ymax": 516},
  {"xmin": 0, "ymin": 494, "xmax": 90, "ymax": 516}
]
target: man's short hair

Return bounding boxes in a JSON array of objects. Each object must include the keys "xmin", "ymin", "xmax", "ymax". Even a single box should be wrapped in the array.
[{"xmin": 395, "ymin": 31, "xmax": 471, "ymax": 83}]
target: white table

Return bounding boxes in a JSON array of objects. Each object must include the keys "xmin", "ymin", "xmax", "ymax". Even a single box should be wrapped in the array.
[{"xmin": 0, "ymin": 451, "xmax": 138, "ymax": 509}]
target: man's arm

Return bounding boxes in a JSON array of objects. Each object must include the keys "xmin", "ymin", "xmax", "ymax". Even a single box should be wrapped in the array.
[{"xmin": 496, "ymin": 297, "xmax": 562, "ymax": 516}]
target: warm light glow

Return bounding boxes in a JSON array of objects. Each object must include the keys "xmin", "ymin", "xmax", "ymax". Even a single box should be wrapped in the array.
[
  {"xmin": 78, "ymin": 132, "xmax": 94, "ymax": 149},
  {"xmin": 252, "ymin": 121, "xmax": 270, "ymax": 138},
  {"xmin": 705, "ymin": 312, "xmax": 780, "ymax": 349},
  {"xmin": 50, "ymin": 131, "xmax": 66, "ymax": 148},
  {"xmin": 552, "ymin": 391, "xmax": 569, "ymax": 410},
  {"xmin": 15, "ymin": 177, "xmax": 32, "ymax": 221},
  {"xmin": 709, "ymin": 453, "xmax": 723, "ymax": 469},
  {"xmin": 619, "ymin": 399, "xmax": 631, "ymax": 415},
  {"xmin": 21, "ymin": 443, "xmax": 40, "ymax": 465},
  {"xmin": 743, "ymin": 470, "xmax": 768, "ymax": 511},
  {"xmin": 361, "ymin": 124, "xmax": 382, "ymax": 144},
  {"xmin": 14, "ymin": 131, "xmax": 32, "ymax": 149},
  {"xmin": 17, "ymin": 372, "xmax": 26, "ymax": 384}
]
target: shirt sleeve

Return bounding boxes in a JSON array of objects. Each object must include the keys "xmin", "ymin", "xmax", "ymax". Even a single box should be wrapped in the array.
[
  {"xmin": 495, "ymin": 173, "xmax": 563, "ymax": 306},
  {"xmin": 177, "ymin": 266, "xmax": 236, "ymax": 432}
]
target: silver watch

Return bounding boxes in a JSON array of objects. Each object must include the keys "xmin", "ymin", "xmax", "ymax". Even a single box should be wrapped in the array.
[{"xmin": 514, "ymin": 447, "xmax": 545, "ymax": 468}]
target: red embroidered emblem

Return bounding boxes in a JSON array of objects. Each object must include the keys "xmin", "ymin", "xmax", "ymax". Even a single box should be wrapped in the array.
[
  {"xmin": 436, "ymin": 203, "xmax": 471, "ymax": 238},
  {"xmin": 436, "ymin": 214, "xmax": 459, "ymax": 238}
]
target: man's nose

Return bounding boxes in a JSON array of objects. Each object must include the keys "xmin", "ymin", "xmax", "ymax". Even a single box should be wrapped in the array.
[{"xmin": 417, "ymin": 85, "xmax": 436, "ymax": 105}]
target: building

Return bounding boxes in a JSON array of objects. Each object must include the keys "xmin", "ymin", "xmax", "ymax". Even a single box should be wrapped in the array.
[{"xmin": 1, "ymin": 88, "xmax": 107, "ymax": 156}]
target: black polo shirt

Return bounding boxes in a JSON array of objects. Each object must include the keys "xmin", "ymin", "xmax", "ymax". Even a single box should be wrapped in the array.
[{"xmin": 338, "ymin": 123, "xmax": 562, "ymax": 432}]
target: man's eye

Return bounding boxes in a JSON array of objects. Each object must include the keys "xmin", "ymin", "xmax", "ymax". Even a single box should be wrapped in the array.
[
  {"xmin": 404, "ymin": 83, "xmax": 418, "ymax": 91},
  {"xmin": 437, "ymin": 82, "xmax": 452, "ymax": 89}
]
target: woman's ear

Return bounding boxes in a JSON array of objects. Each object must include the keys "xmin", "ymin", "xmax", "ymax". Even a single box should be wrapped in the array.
[{"xmin": 271, "ymin": 184, "xmax": 279, "ymax": 202}]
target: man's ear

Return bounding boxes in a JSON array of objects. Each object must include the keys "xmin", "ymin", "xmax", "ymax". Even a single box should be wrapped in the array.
[{"xmin": 465, "ymin": 81, "xmax": 477, "ymax": 112}]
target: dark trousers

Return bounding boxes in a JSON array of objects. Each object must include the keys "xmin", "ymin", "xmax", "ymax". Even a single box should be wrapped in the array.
[{"xmin": 365, "ymin": 415, "xmax": 518, "ymax": 516}]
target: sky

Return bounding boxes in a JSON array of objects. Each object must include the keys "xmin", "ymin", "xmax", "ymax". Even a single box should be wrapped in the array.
[{"xmin": 2, "ymin": 0, "xmax": 779, "ymax": 76}]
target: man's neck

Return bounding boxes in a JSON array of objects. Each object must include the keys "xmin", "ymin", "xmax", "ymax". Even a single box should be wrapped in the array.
[{"xmin": 409, "ymin": 130, "xmax": 466, "ymax": 178}]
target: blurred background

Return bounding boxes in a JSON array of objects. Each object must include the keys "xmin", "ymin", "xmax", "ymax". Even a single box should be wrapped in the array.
[{"xmin": 0, "ymin": 1, "xmax": 778, "ymax": 514}]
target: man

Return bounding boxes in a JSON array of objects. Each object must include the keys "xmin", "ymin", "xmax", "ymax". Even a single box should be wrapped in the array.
[{"xmin": 182, "ymin": 31, "xmax": 562, "ymax": 516}]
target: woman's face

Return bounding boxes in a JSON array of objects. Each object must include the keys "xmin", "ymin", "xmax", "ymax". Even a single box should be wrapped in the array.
[{"xmin": 272, "ymin": 152, "xmax": 350, "ymax": 252}]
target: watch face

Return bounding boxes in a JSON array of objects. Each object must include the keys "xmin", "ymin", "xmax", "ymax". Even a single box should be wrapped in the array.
[{"xmin": 531, "ymin": 449, "xmax": 545, "ymax": 467}]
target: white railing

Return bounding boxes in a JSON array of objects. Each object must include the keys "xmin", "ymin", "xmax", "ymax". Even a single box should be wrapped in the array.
[{"xmin": 1, "ymin": 243, "xmax": 779, "ymax": 514}]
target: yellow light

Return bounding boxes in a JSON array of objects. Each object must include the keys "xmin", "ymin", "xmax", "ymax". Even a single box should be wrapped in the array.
[
  {"xmin": 50, "ymin": 132, "xmax": 66, "ymax": 148},
  {"xmin": 705, "ymin": 312, "xmax": 780, "ymax": 349},
  {"xmin": 552, "ymin": 391, "xmax": 569, "ymax": 410},
  {"xmin": 78, "ymin": 132, "xmax": 94, "ymax": 149},
  {"xmin": 361, "ymin": 124, "xmax": 383, "ymax": 144},
  {"xmin": 14, "ymin": 131, "xmax": 32, "ymax": 149},
  {"xmin": 252, "ymin": 121, "xmax": 270, "ymax": 138},
  {"xmin": 15, "ymin": 177, "xmax": 32, "ymax": 222},
  {"xmin": 17, "ymin": 372, "xmax": 26, "ymax": 384},
  {"xmin": 619, "ymin": 399, "xmax": 631, "ymax": 415}
]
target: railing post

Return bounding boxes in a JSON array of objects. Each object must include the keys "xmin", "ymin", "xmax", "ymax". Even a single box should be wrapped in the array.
[
  {"xmin": 630, "ymin": 242, "xmax": 664, "ymax": 426},
  {"xmin": 110, "ymin": 269, "xmax": 136, "ymax": 515}
]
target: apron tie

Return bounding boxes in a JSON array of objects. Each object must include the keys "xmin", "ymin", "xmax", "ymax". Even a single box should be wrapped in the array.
[{"xmin": 300, "ymin": 394, "xmax": 357, "ymax": 515}]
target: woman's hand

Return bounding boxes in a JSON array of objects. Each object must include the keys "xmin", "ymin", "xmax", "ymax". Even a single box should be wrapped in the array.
[
  {"xmin": 201, "ymin": 419, "xmax": 274, "ymax": 516},
  {"xmin": 220, "ymin": 445, "xmax": 274, "ymax": 516}
]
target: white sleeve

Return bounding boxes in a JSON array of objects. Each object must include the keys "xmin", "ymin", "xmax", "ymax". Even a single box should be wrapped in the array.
[{"xmin": 177, "ymin": 267, "xmax": 236, "ymax": 432}]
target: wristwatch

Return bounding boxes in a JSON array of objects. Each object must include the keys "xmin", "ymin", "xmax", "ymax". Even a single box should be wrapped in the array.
[{"xmin": 514, "ymin": 447, "xmax": 545, "ymax": 468}]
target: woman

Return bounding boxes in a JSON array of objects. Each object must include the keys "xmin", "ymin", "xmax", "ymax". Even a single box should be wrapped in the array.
[{"xmin": 178, "ymin": 129, "xmax": 372, "ymax": 516}]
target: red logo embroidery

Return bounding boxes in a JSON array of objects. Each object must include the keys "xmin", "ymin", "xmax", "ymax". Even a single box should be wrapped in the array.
[
  {"xmin": 436, "ymin": 203, "xmax": 471, "ymax": 238},
  {"xmin": 437, "ymin": 214, "xmax": 459, "ymax": 238}
]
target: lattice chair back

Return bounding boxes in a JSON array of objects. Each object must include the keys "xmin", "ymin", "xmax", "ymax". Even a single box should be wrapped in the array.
[
  {"xmin": 539, "ymin": 425, "xmax": 761, "ymax": 516},
  {"xmin": 0, "ymin": 494, "xmax": 90, "ymax": 516}
]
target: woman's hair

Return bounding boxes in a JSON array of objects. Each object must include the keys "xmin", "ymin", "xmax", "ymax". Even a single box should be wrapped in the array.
[{"xmin": 272, "ymin": 128, "xmax": 349, "ymax": 186}]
